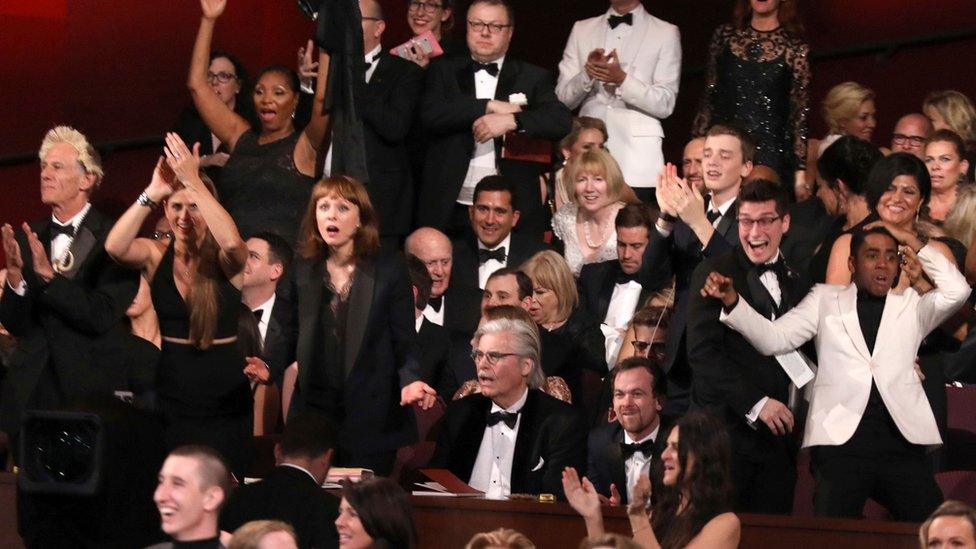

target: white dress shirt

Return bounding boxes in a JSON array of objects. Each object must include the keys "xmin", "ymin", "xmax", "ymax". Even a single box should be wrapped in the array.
[
  {"xmin": 10, "ymin": 202, "xmax": 91, "ymax": 296},
  {"xmin": 477, "ymin": 233, "xmax": 511, "ymax": 289},
  {"xmin": 623, "ymin": 423, "xmax": 660, "ymax": 503},
  {"xmin": 745, "ymin": 251, "xmax": 783, "ymax": 424},
  {"xmin": 457, "ymin": 56, "xmax": 506, "ymax": 205},
  {"xmin": 601, "ymin": 278, "xmax": 643, "ymax": 366},
  {"xmin": 422, "ymin": 296, "xmax": 446, "ymax": 326},
  {"xmin": 251, "ymin": 293, "xmax": 276, "ymax": 345},
  {"xmin": 655, "ymin": 196, "xmax": 735, "ymax": 237},
  {"xmin": 469, "ymin": 388, "xmax": 528, "ymax": 499},
  {"xmin": 415, "ymin": 313, "xmax": 425, "ymax": 333}
]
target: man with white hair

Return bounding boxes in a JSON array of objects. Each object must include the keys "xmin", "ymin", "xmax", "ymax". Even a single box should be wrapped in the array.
[
  {"xmin": 0, "ymin": 126, "xmax": 139, "ymax": 445},
  {"xmin": 431, "ymin": 317, "xmax": 587, "ymax": 500}
]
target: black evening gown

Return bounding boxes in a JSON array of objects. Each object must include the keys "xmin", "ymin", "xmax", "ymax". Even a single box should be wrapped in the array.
[{"xmin": 693, "ymin": 24, "xmax": 811, "ymax": 186}]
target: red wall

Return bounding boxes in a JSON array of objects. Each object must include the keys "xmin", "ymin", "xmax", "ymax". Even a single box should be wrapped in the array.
[{"xmin": 2, "ymin": 0, "xmax": 975, "ymax": 244}]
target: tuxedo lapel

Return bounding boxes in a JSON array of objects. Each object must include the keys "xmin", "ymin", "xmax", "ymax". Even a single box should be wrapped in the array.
[
  {"xmin": 368, "ymin": 53, "xmax": 392, "ymax": 87},
  {"xmin": 455, "ymin": 396, "xmax": 493, "ymax": 480},
  {"xmin": 875, "ymin": 291, "xmax": 910, "ymax": 358},
  {"xmin": 61, "ymin": 224, "xmax": 97, "ymax": 281},
  {"xmin": 609, "ymin": 425, "xmax": 628, "ymax": 502},
  {"xmin": 618, "ymin": 10, "xmax": 651, "ymax": 69},
  {"xmin": 714, "ymin": 200, "xmax": 738, "ymax": 243},
  {"xmin": 265, "ymin": 304, "xmax": 282, "ymax": 349},
  {"xmin": 596, "ymin": 264, "xmax": 618, "ymax": 321},
  {"xmin": 493, "ymin": 59, "xmax": 519, "ymax": 102},
  {"xmin": 837, "ymin": 284, "xmax": 872, "ymax": 362},
  {"xmin": 511, "ymin": 390, "xmax": 539, "ymax": 489},
  {"xmin": 345, "ymin": 260, "xmax": 376, "ymax": 376},
  {"xmin": 456, "ymin": 61, "xmax": 475, "ymax": 98},
  {"xmin": 296, "ymin": 261, "xmax": 324, "ymax": 389}
]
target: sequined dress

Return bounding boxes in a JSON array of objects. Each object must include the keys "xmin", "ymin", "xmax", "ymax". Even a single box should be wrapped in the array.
[{"xmin": 693, "ymin": 24, "xmax": 811, "ymax": 183}]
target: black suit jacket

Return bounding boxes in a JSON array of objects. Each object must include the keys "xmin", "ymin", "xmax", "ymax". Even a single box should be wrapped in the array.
[
  {"xmin": 0, "ymin": 208, "xmax": 138, "ymax": 436},
  {"xmin": 431, "ymin": 389, "xmax": 587, "ymax": 499},
  {"xmin": 686, "ymin": 247, "xmax": 812, "ymax": 457},
  {"xmin": 263, "ymin": 294, "xmax": 297, "ymax": 387},
  {"xmin": 417, "ymin": 317, "xmax": 455, "ymax": 397},
  {"xmin": 587, "ymin": 419, "xmax": 670, "ymax": 504},
  {"xmin": 359, "ymin": 52, "xmax": 424, "ymax": 238},
  {"xmin": 292, "ymin": 252, "xmax": 421, "ymax": 457},
  {"xmin": 780, "ymin": 197, "xmax": 836, "ymax": 276},
  {"xmin": 220, "ymin": 465, "xmax": 339, "ymax": 549},
  {"xmin": 577, "ymin": 260, "xmax": 668, "ymax": 324},
  {"xmin": 417, "ymin": 54, "xmax": 572, "ymax": 239}
]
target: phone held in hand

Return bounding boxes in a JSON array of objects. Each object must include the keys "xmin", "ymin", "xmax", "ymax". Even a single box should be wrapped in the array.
[{"xmin": 391, "ymin": 30, "xmax": 444, "ymax": 60}]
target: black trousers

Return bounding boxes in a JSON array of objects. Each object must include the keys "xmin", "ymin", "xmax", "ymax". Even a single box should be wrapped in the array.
[
  {"xmin": 730, "ymin": 429, "xmax": 796, "ymax": 514},
  {"xmin": 811, "ymin": 408, "xmax": 943, "ymax": 521}
]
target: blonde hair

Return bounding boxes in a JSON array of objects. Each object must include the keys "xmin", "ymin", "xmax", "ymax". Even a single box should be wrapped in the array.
[
  {"xmin": 943, "ymin": 183, "xmax": 976, "ymax": 247},
  {"xmin": 466, "ymin": 528, "xmax": 536, "ymax": 549},
  {"xmin": 822, "ymin": 82, "xmax": 875, "ymax": 134},
  {"xmin": 228, "ymin": 520, "xmax": 297, "ymax": 549},
  {"xmin": 924, "ymin": 90, "xmax": 976, "ymax": 143},
  {"xmin": 520, "ymin": 250, "xmax": 577, "ymax": 323},
  {"xmin": 38, "ymin": 125, "xmax": 104, "ymax": 191},
  {"xmin": 565, "ymin": 148, "xmax": 626, "ymax": 204}
]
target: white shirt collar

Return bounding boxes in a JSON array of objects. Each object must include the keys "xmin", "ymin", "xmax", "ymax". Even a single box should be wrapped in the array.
[
  {"xmin": 279, "ymin": 462, "xmax": 318, "ymax": 484},
  {"xmin": 365, "ymin": 44, "xmax": 382, "ymax": 63},
  {"xmin": 473, "ymin": 55, "xmax": 506, "ymax": 73},
  {"xmin": 415, "ymin": 314, "xmax": 425, "ymax": 333},
  {"xmin": 52, "ymin": 202, "xmax": 91, "ymax": 229},
  {"xmin": 253, "ymin": 293, "xmax": 276, "ymax": 323},
  {"xmin": 490, "ymin": 386, "xmax": 529, "ymax": 414},
  {"xmin": 762, "ymin": 251, "xmax": 782, "ymax": 266},
  {"xmin": 478, "ymin": 232, "xmax": 511, "ymax": 252},
  {"xmin": 709, "ymin": 196, "xmax": 736, "ymax": 216},
  {"xmin": 624, "ymin": 422, "xmax": 660, "ymax": 445}
]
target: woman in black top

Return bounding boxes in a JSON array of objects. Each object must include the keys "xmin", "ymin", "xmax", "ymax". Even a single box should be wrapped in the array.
[{"xmin": 693, "ymin": 0, "xmax": 810, "ymax": 195}]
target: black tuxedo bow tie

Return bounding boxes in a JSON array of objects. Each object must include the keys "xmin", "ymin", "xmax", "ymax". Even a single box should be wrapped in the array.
[
  {"xmin": 755, "ymin": 259, "xmax": 785, "ymax": 277},
  {"xmin": 50, "ymin": 223, "xmax": 75, "ymax": 238},
  {"xmin": 428, "ymin": 295, "xmax": 443, "ymax": 313},
  {"xmin": 252, "ymin": 309, "xmax": 264, "ymax": 321},
  {"xmin": 620, "ymin": 439, "xmax": 655, "ymax": 458},
  {"xmin": 487, "ymin": 410, "xmax": 519, "ymax": 429},
  {"xmin": 608, "ymin": 13, "xmax": 633, "ymax": 29},
  {"xmin": 472, "ymin": 61, "xmax": 500, "ymax": 77},
  {"xmin": 614, "ymin": 269, "xmax": 641, "ymax": 285},
  {"xmin": 478, "ymin": 247, "xmax": 507, "ymax": 264},
  {"xmin": 706, "ymin": 209, "xmax": 721, "ymax": 224}
]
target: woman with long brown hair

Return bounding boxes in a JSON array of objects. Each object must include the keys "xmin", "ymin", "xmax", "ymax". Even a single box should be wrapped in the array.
[
  {"xmin": 106, "ymin": 133, "xmax": 252, "ymax": 477},
  {"xmin": 290, "ymin": 176, "xmax": 436, "ymax": 475}
]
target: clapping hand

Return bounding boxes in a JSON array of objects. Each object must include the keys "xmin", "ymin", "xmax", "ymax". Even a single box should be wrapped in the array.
[
  {"xmin": 661, "ymin": 163, "xmax": 707, "ymax": 226},
  {"xmin": 164, "ymin": 133, "xmax": 203, "ymax": 190},
  {"xmin": 201, "ymin": 0, "xmax": 227, "ymax": 20},
  {"xmin": 701, "ymin": 271, "xmax": 739, "ymax": 308},
  {"xmin": 243, "ymin": 356, "xmax": 271, "ymax": 385},
  {"xmin": 588, "ymin": 49, "xmax": 626, "ymax": 85},
  {"xmin": 1, "ymin": 224, "xmax": 24, "ymax": 288},
  {"xmin": 562, "ymin": 467, "xmax": 601, "ymax": 519},
  {"xmin": 584, "ymin": 48, "xmax": 607, "ymax": 81},
  {"xmin": 22, "ymin": 223, "xmax": 55, "ymax": 282},
  {"xmin": 627, "ymin": 473, "xmax": 652, "ymax": 517}
]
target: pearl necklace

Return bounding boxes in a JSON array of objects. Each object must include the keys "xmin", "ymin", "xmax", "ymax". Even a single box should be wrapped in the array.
[{"xmin": 582, "ymin": 218, "xmax": 611, "ymax": 248}]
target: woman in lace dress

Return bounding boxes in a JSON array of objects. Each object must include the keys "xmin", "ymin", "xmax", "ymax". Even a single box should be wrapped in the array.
[
  {"xmin": 693, "ymin": 0, "xmax": 810, "ymax": 197},
  {"xmin": 552, "ymin": 148, "xmax": 628, "ymax": 277}
]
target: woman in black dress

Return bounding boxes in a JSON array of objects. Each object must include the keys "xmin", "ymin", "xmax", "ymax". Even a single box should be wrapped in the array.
[
  {"xmin": 106, "ymin": 133, "xmax": 251, "ymax": 477},
  {"xmin": 693, "ymin": 0, "xmax": 811, "ymax": 197},
  {"xmin": 188, "ymin": 0, "xmax": 330, "ymax": 243}
]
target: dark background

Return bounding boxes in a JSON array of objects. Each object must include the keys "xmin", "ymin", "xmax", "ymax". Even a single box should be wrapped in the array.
[{"xmin": 1, "ymin": 0, "xmax": 974, "ymax": 237}]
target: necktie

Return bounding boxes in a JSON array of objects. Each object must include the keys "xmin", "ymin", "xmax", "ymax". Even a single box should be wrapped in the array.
[
  {"xmin": 614, "ymin": 269, "xmax": 640, "ymax": 285},
  {"xmin": 50, "ymin": 223, "xmax": 75, "ymax": 238},
  {"xmin": 487, "ymin": 410, "xmax": 519, "ymax": 429},
  {"xmin": 620, "ymin": 439, "xmax": 655, "ymax": 458},
  {"xmin": 252, "ymin": 309, "xmax": 264, "ymax": 322},
  {"xmin": 478, "ymin": 247, "xmax": 507, "ymax": 264},
  {"xmin": 428, "ymin": 295, "xmax": 443, "ymax": 313},
  {"xmin": 608, "ymin": 13, "xmax": 633, "ymax": 29},
  {"xmin": 755, "ymin": 259, "xmax": 783, "ymax": 277},
  {"xmin": 472, "ymin": 61, "xmax": 499, "ymax": 77},
  {"xmin": 706, "ymin": 210, "xmax": 721, "ymax": 224}
]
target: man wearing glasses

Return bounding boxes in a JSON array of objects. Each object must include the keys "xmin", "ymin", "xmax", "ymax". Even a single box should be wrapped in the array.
[
  {"xmin": 416, "ymin": 0, "xmax": 571, "ymax": 242},
  {"xmin": 431, "ymin": 317, "xmax": 586, "ymax": 499},
  {"xmin": 685, "ymin": 178, "xmax": 813, "ymax": 515},
  {"xmin": 890, "ymin": 113, "xmax": 934, "ymax": 159}
]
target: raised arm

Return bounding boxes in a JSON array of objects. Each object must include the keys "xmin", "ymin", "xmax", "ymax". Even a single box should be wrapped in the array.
[
  {"xmin": 187, "ymin": 0, "xmax": 251, "ymax": 151},
  {"xmin": 295, "ymin": 47, "xmax": 332, "ymax": 176},
  {"xmin": 105, "ymin": 157, "xmax": 175, "ymax": 270}
]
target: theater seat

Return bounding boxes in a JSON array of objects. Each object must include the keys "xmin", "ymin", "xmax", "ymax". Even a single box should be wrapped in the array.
[
  {"xmin": 248, "ymin": 434, "xmax": 281, "ymax": 480},
  {"xmin": 392, "ymin": 400, "xmax": 447, "ymax": 484},
  {"xmin": 452, "ymin": 376, "xmax": 573, "ymax": 403},
  {"xmin": 937, "ymin": 470, "xmax": 976, "ymax": 506},
  {"xmin": 947, "ymin": 386, "xmax": 976, "ymax": 470}
]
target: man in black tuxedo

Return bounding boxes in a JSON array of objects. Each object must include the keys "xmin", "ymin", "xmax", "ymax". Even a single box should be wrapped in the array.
[
  {"xmin": 642, "ymin": 123, "xmax": 754, "ymax": 415},
  {"xmin": 356, "ymin": 0, "xmax": 424, "ymax": 250},
  {"xmin": 241, "ymin": 231, "xmax": 297, "ymax": 388},
  {"xmin": 221, "ymin": 413, "xmax": 340, "ymax": 549},
  {"xmin": 0, "ymin": 126, "xmax": 138, "ymax": 446},
  {"xmin": 587, "ymin": 357, "xmax": 669, "ymax": 505},
  {"xmin": 416, "ymin": 0, "xmax": 572, "ymax": 241},
  {"xmin": 687, "ymin": 178, "xmax": 813, "ymax": 514},
  {"xmin": 432, "ymin": 317, "xmax": 586, "ymax": 499},
  {"xmin": 406, "ymin": 254, "xmax": 455, "ymax": 397},
  {"xmin": 579, "ymin": 203, "xmax": 667, "ymax": 367}
]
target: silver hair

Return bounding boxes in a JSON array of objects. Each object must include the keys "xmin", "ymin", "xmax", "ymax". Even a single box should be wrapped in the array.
[
  {"xmin": 38, "ymin": 125, "xmax": 104, "ymax": 190},
  {"xmin": 472, "ymin": 318, "xmax": 545, "ymax": 389}
]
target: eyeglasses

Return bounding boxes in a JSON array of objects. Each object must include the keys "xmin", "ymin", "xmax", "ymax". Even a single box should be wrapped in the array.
[
  {"xmin": 737, "ymin": 216, "xmax": 781, "ymax": 229},
  {"xmin": 632, "ymin": 340, "xmax": 666, "ymax": 361},
  {"xmin": 408, "ymin": 0, "xmax": 443, "ymax": 13},
  {"xmin": 468, "ymin": 20, "xmax": 512, "ymax": 34},
  {"xmin": 206, "ymin": 71, "xmax": 237, "ymax": 84},
  {"xmin": 892, "ymin": 134, "xmax": 926, "ymax": 147},
  {"xmin": 151, "ymin": 230, "xmax": 174, "ymax": 241},
  {"xmin": 470, "ymin": 349, "xmax": 520, "ymax": 366}
]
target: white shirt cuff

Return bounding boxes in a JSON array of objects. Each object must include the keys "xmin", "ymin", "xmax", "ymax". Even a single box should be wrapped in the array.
[
  {"xmin": 7, "ymin": 279, "xmax": 26, "ymax": 296},
  {"xmin": 746, "ymin": 396, "xmax": 769, "ymax": 424},
  {"xmin": 655, "ymin": 219, "xmax": 673, "ymax": 237}
]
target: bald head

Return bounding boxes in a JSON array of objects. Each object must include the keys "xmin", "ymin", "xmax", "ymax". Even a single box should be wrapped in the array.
[
  {"xmin": 891, "ymin": 113, "xmax": 933, "ymax": 159},
  {"xmin": 406, "ymin": 228, "xmax": 453, "ymax": 298},
  {"xmin": 359, "ymin": 0, "xmax": 386, "ymax": 53},
  {"xmin": 683, "ymin": 137, "xmax": 705, "ymax": 192}
]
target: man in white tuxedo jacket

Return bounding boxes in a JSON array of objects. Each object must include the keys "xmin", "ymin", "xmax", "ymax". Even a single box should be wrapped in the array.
[
  {"xmin": 556, "ymin": 0, "xmax": 681, "ymax": 202},
  {"xmin": 703, "ymin": 225, "xmax": 970, "ymax": 521}
]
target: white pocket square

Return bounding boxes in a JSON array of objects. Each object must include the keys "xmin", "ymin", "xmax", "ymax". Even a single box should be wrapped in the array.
[{"xmin": 531, "ymin": 456, "xmax": 545, "ymax": 472}]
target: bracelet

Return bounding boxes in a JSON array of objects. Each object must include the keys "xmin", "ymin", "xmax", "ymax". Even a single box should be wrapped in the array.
[{"xmin": 137, "ymin": 191, "xmax": 159, "ymax": 210}]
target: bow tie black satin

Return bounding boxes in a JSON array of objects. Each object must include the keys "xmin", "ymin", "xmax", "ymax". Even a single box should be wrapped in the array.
[
  {"xmin": 50, "ymin": 223, "xmax": 75, "ymax": 238},
  {"xmin": 755, "ymin": 259, "xmax": 784, "ymax": 277},
  {"xmin": 472, "ymin": 61, "xmax": 500, "ymax": 77},
  {"xmin": 478, "ymin": 247, "xmax": 507, "ymax": 264},
  {"xmin": 706, "ymin": 210, "xmax": 721, "ymax": 224},
  {"xmin": 428, "ymin": 295, "xmax": 443, "ymax": 313},
  {"xmin": 614, "ymin": 269, "xmax": 641, "ymax": 285},
  {"xmin": 608, "ymin": 13, "xmax": 633, "ymax": 29},
  {"xmin": 252, "ymin": 309, "xmax": 264, "ymax": 321},
  {"xmin": 620, "ymin": 439, "xmax": 655, "ymax": 458},
  {"xmin": 487, "ymin": 410, "xmax": 519, "ymax": 429}
]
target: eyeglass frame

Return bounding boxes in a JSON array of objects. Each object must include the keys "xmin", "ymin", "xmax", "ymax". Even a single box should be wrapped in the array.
[
  {"xmin": 736, "ymin": 215, "xmax": 782, "ymax": 230},
  {"xmin": 631, "ymin": 340, "xmax": 666, "ymax": 360},
  {"xmin": 470, "ymin": 349, "xmax": 521, "ymax": 366},
  {"xmin": 891, "ymin": 133, "xmax": 927, "ymax": 147},
  {"xmin": 467, "ymin": 20, "xmax": 513, "ymax": 34},
  {"xmin": 408, "ymin": 0, "xmax": 444, "ymax": 13},
  {"xmin": 206, "ymin": 71, "xmax": 238, "ymax": 84}
]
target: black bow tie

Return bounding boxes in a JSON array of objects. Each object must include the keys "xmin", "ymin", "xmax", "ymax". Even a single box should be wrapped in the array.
[
  {"xmin": 364, "ymin": 54, "xmax": 377, "ymax": 71},
  {"xmin": 614, "ymin": 268, "xmax": 641, "ymax": 285},
  {"xmin": 620, "ymin": 439, "xmax": 655, "ymax": 458},
  {"xmin": 50, "ymin": 223, "xmax": 75, "ymax": 238},
  {"xmin": 755, "ymin": 259, "xmax": 784, "ymax": 277},
  {"xmin": 706, "ymin": 210, "xmax": 721, "ymax": 224},
  {"xmin": 428, "ymin": 295, "xmax": 443, "ymax": 313},
  {"xmin": 487, "ymin": 410, "xmax": 519, "ymax": 429},
  {"xmin": 252, "ymin": 309, "xmax": 264, "ymax": 321},
  {"xmin": 478, "ymin": 246, "xmax": 507, "ymax": 264},
  {"xmin": 472, "ymin": 61, "xmax": 500, "ymax": 77},
  {"xmin": 608, "ymin": 13, "xmax": 633, "ymax": 29}
]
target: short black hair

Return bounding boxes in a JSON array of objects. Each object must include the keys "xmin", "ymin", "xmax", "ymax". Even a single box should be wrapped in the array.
[
  {"xmin": 864, "ymin": 152, "xmax": 932, "ymax": 212},
  {"xmin": 472, "ymin": 175, "xmax": 518, "ymax": 210},
  {"xmin": 849, "ymin": 226, "xmax": 897, "ymax": 259},
  {"xmin": 279, "ymin": 413, "xmax": 336, "ymax": 460},
  {"xmin": 817, "ymin": 135, "xmax": 883, "ymax": 195},
  {"xmin": 738, "ymin": 178, "xmax": 789, "ymax": 216},
  {"xmin": 614, "ymin": 203, "xmax": 655, "ymax": 231},
  {"xmin": 612, "ymin": 356, "xmax": 667, "ymax": 399},
  {"xmin": 249, "ymin": 231, "xmax": 294, "ymax": 276},
  {"xmin": 406, "ymin": 253, "xmax": 433, "ymax": 309},
  {"xmin": 486, "ymin": 267, "xmax": 533, "ymax": 300}
]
